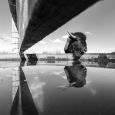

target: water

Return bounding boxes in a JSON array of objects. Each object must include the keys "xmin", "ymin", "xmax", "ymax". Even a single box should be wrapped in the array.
[{"xmin": 0, "ymin": 61, "xmax": 115, "ymax": 115}]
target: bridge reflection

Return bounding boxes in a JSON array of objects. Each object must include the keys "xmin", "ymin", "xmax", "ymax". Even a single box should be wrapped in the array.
[
  {"xmin": 10, "ymin": 65, "xmax": 39, "ymax": 115},
  {"xmin": 9, "ymin": 60, "xmax": 115, "ymax": 115},
  {"xmin": 10, "ymin": 60, "xmax": 88, "ymax": 115}
]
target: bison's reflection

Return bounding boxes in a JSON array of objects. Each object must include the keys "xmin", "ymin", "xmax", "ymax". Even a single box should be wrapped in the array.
[{"xmin": 64, "ymin": 61, "xmax": 87, "ymax": 88}]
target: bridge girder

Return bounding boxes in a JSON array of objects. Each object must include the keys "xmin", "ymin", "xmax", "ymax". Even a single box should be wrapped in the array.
[{"xmin": 8, "ymin": 0, "xmax": 100, "ymax": 54}]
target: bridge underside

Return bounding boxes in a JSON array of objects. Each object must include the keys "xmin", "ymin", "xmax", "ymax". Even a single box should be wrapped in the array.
[{"xmin": 8, "ymin": 0, "xmax": 100, "ymax": 54}]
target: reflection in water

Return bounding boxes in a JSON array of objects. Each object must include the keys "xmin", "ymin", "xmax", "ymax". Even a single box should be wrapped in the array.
[
  {"xmin": 18, "ymin": 60, "xmax": 115, "ymax": 69},
  {"xmin": 64, "ymin": 61, "xmax": 87, "ymax": 88},
  {"xmin": 10, "ymin": 65, "xmax": 39, "ymax": 115},
  {"xmin": 98, "ymin": 60, "xmax": 108, "ymax": 68},
  {"xmin": 0, "ymin": 60, "xmax": 115, "ymax": 115},
  {"xmin": 27, "ymin": 61, "xmax": 38, "ymax": 66}
]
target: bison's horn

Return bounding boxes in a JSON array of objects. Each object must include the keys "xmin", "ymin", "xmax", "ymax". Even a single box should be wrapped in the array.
[{"xmin": 67, "ymin": 31, "xmax": 76, "ymax": 39}]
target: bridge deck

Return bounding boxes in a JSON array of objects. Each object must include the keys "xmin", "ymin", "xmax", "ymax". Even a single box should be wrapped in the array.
[{"xmin": 8, "ymin": 0, "xmax": 100, "ymax": 53}]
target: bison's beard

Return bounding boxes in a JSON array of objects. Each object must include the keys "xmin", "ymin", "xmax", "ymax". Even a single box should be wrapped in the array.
[
  {"xmin": 72, "ymin": 50, "xmax": 84, "ymax": 60},
  {"xmin": 72, "ymin": 42, "xmax": 87, "ymax": 59}
]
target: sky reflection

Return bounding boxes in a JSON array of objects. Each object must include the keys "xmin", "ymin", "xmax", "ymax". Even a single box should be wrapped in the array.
[{"xmin": 0, "ymin": 61, "xmax": 115, "ymax": 115}]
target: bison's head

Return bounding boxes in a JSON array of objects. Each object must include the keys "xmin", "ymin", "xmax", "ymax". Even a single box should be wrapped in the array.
[{"xmin": 64, "ymin": 32, "xmax": 87, "ymax": 59}]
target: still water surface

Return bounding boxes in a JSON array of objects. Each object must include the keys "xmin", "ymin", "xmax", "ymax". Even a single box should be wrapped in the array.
[{"xmin": 0, "ymin": 61, "xmax": 115, "ymax": 115}]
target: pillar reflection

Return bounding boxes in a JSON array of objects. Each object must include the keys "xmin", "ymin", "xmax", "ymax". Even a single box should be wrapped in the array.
[{"xmin": 10, "ymin": 63, "xmax": 39, "ymax": 115}]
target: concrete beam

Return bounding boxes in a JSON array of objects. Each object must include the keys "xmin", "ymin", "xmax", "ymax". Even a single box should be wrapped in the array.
[
  {"xmin": 8, "ymin": 0, "xmax": 100, "ymax": 53},
  {"xmin": 20, "ymin": 0, "xmax": 100, "ymax": 53}
]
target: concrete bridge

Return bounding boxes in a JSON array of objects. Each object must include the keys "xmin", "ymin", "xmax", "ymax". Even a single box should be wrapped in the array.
[{"xmin": 8, "ymin": 0, "xmax": 100, "ymax": 58}]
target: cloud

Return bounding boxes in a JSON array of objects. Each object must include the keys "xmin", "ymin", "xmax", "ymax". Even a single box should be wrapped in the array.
[
  {"xmin": 53, "ymin": 71, "xmax": 62, "ymax": 75},
  {"xmin": 62, "ymin": 35, "xmax": 68, "ymax": 39},
  {"xmin": 90, "ymin": 88, "xmax": 97, "ymax": 96},
  {"xmin": 62, "ymin": 75, "xmax": 67, "ymax": 79},
  {"xmin": 0, "ymin": 39, "xmax": 12, "ymax": 52},
  {"xmin": 0, "ymin": 34, "xmax": 11, "ymax": 42},
  {"xmin": 52, "ymin": 39, "xmax": 63, "ymax": 44},
  {"xmin": 86, "ymin": 31, "xmax": 92, "ymax": 35},
  {"xmin": 88, "ymin": 48, "xmax": 115, "ymax": 53}
]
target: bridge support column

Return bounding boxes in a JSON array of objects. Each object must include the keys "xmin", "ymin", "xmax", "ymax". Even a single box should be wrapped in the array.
[{"xmin": 19, "ymin": 53, "xmax": 26, "ymax": 61}]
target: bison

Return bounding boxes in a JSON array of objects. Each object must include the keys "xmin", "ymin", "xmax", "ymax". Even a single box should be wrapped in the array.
[{"xmin": 64, "ymin": 32, "xmax": 87, "ymax": 60}]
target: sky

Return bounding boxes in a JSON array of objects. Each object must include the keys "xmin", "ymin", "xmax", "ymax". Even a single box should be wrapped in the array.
[{"xmin": 0, "ymin": 0, "xmax": 115, "ymax": 53}]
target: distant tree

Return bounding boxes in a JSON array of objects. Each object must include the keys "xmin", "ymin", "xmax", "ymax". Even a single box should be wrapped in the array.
[
  {"xmin": 111, "ymin": 52, "xmax": 115, "ymax": 54},
  {"xmin": 98, "ymin": 54, "xmax": 109, "ymax": 67}
]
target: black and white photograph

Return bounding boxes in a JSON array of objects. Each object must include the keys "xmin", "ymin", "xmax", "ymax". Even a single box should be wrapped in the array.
[{"xmin": 0, "ymin": 0, "xmax": 115, "ymax": 115}]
